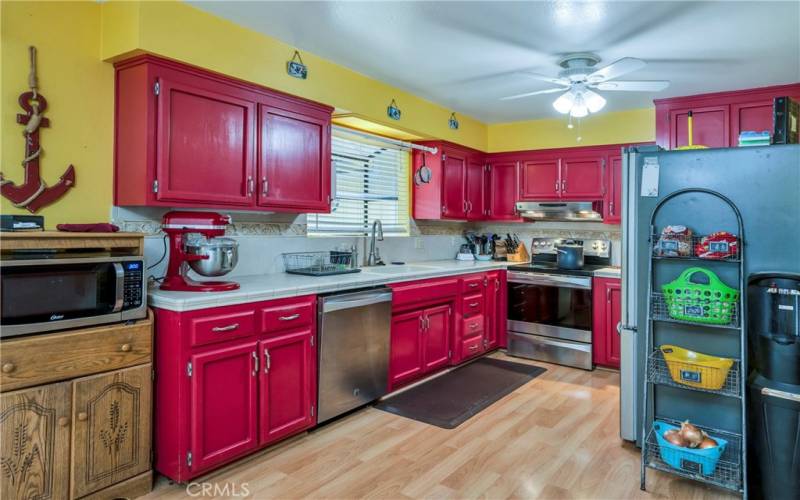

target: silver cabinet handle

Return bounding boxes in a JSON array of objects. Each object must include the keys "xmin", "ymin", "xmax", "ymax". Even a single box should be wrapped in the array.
[
  {"xmin": 424, "ymin": 316, "xmax": 430, "ymax": 330},
  {"xmin": 278, "ymin": 314, "xmax": 301, "ymax": 321},
  {"xmin": 554, "ymin": 180, "xmax": 559, "ymax": 192},
  {"xmin": 562, "ymin": 179, "xmax": 566, "ymax": 192},
  {"xmin": 419, "ymin": 315, "xmax": 425, "ymax": 331},
  {"xmin": 252, "ymin": 351, "xmax": 259, "ymax": 376},
  {"xmin": 469, "ymin": 345, "xmax": 479, "ymax": 351},
  {"xmin": 262, "ymin": 178, "xmax": 269, "ymax": 196},
  {"xmin": 761, "ymin": 387, "xmax": 800, "ymax": 402},
  {"xmin": 469, "ymin": 302, "xmax": 479, "ymax": 307},
  {"xmin": 616, "ymin": 322, "xmax": 622, "ymax": 335},
  {"xmin": 468, "ymin": 283, "xmax": 479, "ymax": 288},
  {"xmin": 212, "ymin": 323, "xmax": 239, "ymax": 332},
  {"xmin": 247, "ymin": 177, "xmax": 255, "ymax": 195},
  {"xmin": 470, "ymin": 322, "xmax": 479, "ymax": 329},
  {"xmin": 264, "ymin": 349, "xmax": 271, "ymax": 373}
]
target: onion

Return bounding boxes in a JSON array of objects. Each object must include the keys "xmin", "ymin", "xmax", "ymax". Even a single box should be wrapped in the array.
[
  {"xmin": 663, "ymin": 429, "xmax": 687, "ymax": 447},
  {"xmin": 698, "ymin": 435, "xmax": 718, "ymax": 449},
  {"xmin": 680, "ymin": 421, "xmax": 704, "ymax": 448}
]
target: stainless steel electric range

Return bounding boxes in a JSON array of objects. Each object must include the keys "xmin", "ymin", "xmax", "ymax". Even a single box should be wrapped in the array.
[{"xmin": 506, "ymin": 237, "xmax": 611, "ymax": 370}]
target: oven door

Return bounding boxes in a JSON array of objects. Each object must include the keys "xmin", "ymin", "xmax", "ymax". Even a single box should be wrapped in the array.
[
  {"xmin": 507, "ymin": 271, "xmax": 593, "ymax": 343},
  {"xmin": 1, "ymin": 258, "xmax": 124, "ymax": 337}
]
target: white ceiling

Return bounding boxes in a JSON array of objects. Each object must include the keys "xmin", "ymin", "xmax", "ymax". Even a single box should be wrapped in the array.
[{"xmin": 190, "ymin": 1, "xmax": 800, "ymax": 123}]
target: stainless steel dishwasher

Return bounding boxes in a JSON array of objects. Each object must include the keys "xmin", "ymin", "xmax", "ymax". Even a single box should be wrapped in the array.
[{"xmin": 317, "ymin": 287, "xmax": 392, "ymax": 423}]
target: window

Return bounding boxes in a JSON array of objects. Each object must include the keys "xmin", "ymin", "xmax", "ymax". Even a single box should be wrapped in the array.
[{"xmin": 308, "ymin": 129, "xmax": 410, "ymax": 237}]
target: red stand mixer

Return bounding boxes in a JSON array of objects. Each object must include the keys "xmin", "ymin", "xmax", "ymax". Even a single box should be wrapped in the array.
[{"xmin": 160, "ymin": 211, "xmax": 240, "ymax": 292}]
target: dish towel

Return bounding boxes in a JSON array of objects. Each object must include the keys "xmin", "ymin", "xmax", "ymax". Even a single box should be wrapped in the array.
[{"xmin": 56, "ymin": 223, "xmax": 120, "ymax": 233}]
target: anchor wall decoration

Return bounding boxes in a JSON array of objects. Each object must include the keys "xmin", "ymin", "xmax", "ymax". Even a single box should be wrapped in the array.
[{"xmin": 1, "ymin": 46, "xmax": 76, "ymax": 212}]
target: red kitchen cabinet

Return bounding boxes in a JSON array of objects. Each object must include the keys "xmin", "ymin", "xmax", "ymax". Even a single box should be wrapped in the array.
[
  {"xmin": 257, "ymin": 104, "xmax": 331, "ymax": 212},
  {"xmin": 604, "ymin": 154, "xmax": 622, "ymax": 224},
  {"xmin": 422, "ymin": 304, "xmax": 452, "ymax": 372},
  {"xmin": 441, "ymin": 148, "xmax": 468, "ymax": 219},
  {"xmin": 486, "ymin": 161, "xmax": 522, "ymax": 221},
  {"xmin": 465, "ymin": 158, "xmax": 485, "ymax": 220},
  {"xmin": 655, "ymin": 83, "xmax": 800, "ymax": 150},
  {"xmin": 520, "ymin": 158, "xmax": 560, "ymax": 200},
  {"xmin": 114, "ymin": 55, "xmax": 333, "ymax": 213},
  {"xmin": 592, "ymin": 277, "xmax": 621, "ymax": 369},
  {"xmin": 389, "ymin": 310, "xmax": 426, "ymax": 388},
  {"xmin": 259, "ymin": 329, "xmax": 316, "ymax": 446},
  {"xmin": 189, "ymin": 341, "xmax": 259, "ymax": 473},
  {"xmin": 560, "ymin": 155, "xmax": 605, "ymax": 200},
  {"xmin": 483, "ymin": 271, "xmax": 502, "ymax": 351}
]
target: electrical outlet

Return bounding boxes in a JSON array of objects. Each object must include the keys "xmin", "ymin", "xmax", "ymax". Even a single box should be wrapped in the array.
[{"xmin": 414, "ymin": 237, "xmax": 424, "ymax": 249}]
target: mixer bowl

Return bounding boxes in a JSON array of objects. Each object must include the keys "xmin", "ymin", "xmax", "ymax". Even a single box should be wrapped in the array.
[{"xmin": 186, "ymin": 237, "xmax": 239, "ymax": 277}]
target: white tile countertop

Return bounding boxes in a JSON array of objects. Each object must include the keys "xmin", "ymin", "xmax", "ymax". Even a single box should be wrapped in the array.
[
  {"xmin": 148, "ymin": 259, "xmax": 517, "ymax": 312},
  {"xmin": 593, "ymin": 267, "xmax": 622, "ymax": 279}
]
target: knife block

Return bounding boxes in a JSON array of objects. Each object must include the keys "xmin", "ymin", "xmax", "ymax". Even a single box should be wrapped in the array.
[{"xmin": 506, "ymin": 242, "xmax": 530, "ymax": 263}]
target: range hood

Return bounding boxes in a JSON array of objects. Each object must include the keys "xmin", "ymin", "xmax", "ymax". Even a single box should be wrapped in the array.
[{"xmin": 515, "ymin": 201, "xmax": 603, "ymax": 222}]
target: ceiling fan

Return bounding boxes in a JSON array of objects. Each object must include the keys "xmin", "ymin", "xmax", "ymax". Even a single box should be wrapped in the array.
[{"xmin": 500, "ymin": 53, "xmax": 670, "ymax": 117}]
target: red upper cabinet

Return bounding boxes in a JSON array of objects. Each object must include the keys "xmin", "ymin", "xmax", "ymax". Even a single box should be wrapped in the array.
[
  {"xmin": 520, "ymin": 158, "xmax": 560, "ymax": 200},
  {"xmin": 189, "ymin": 341, "xmax": 258, "ymax": 474},
  {"xmin": 441, "ymin": 148, "xmax": 468, "ymax": 219},
  {"xmin": 592, "ymin": 277, "xmax": 621, "ymax": 369},
  {"xmin": 465, "ymin": 157, "xmax": 485, "ymax": 220},
  {"xmin": 655, "ymin": 83, "xmax": 800, "ymax": 149},
  {"xmin": 560, "ymin": 155, "xmax": 605, "ymax": 199},
  {"xmin": 487, "ymin": 161, "xmax": 521, "ymax": 220},
  {"xmin": 155, "ymin": 70, "xmax": 256, "ymax": 206},
  {"xmin": 257, "ymin": 104, "xmax": 331, "ymax": 212},
  {"xmin": 114, "ymin": 55, "xmax": 333, "ymax": 213},
  {"xmin": 258, "ymin": 329, "xmax": 315, "ymax": 446},
  {"xmin": 604, "ymin": 155, "xmax": 622, "ymax": 224}
]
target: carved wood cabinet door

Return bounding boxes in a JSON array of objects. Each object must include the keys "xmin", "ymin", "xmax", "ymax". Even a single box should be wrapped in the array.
[
  {"xmin": 0, "ymin": 381, "xmax": 72, "ymax": 500},
  {"xmin": 70, "ymin": 364, "xmax": 152, "ymax": 498}
]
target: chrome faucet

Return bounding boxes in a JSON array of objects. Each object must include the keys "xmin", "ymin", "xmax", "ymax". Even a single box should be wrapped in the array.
[{"xmin": 366, "ymin": 220, "xmax": 385, "ymax": 266}]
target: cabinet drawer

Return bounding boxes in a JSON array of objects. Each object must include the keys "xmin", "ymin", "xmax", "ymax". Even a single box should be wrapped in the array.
[
  {"xmin": 461, "ymin": 335, "xmax": 483, "ymax": 360},
  {"xmin": 462, "ymin": 314, "xmax": 484, "ymax": 339},
  {"xmin": 391, "ymin": 278, "xmax": 459, "ymax": 309},
  {"xmin": 190, "ymin": 309, "xmax": 257, "ymax": 347},
  {"xmin": 462, "ymin": 294, "xmax": 484, "ymax": 317},
  {"xmin": 461, "ymin": 275, "xmax": 485, "ymax": 293},
  {"xmin": 1, "ymin": 313, "xmax": 152, "ymax": 392},
  {"xmin": 261, "ymin": 298, "xmax": 315, "ymax": 334}
]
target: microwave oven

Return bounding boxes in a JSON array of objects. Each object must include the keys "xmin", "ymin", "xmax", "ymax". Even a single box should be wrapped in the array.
[{"xmin": 0, "ymin": 254, "xmax": 147, "ymax": 338}]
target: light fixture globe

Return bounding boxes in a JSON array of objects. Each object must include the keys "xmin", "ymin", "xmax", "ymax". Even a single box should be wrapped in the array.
[
  {"xmin": 584, "ymin": 89, "xmax": 606, "ymax": 113},
  {"xmin": 553, "ymin": 91, "xmax": 575, "ymax": 114}
]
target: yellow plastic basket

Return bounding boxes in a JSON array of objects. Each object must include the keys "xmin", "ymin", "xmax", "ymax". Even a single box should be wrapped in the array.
[{"xmin": 659, "ymin": 345, "xmax": 734, "ymax": 390}]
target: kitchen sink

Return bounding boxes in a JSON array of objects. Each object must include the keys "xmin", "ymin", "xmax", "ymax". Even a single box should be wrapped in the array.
[{"xmin": 360, "ymin": 264, "xmax": 439, "ymax": 275}]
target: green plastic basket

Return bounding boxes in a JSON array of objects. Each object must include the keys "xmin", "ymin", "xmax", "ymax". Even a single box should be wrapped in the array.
[{"xmin": 661, "ymin": 267, "xmax": 739, "ymax": 325}]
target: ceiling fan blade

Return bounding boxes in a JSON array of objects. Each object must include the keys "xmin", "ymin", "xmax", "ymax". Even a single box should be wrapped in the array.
[
  {"xmin": 587, "ymin": 57, "xmax": 646, "ymax": 83},
  {"xmin": 518, "ymin": 71, "xmax": 571, "ymax": 86},
  {"xmin": 500, "ymin": 87, "xmax": 567, "ymax": 101},
  {"xmin": 592, "ymin": 80, "xmax": 670, "ymax": 92}
]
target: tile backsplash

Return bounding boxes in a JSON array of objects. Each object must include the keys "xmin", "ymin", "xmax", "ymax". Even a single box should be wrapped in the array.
[{"xmin": 113, "ymin": 207, "xmax": 621, "ymax": 283}]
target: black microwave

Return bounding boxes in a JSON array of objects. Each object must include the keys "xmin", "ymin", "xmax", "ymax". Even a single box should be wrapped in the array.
[{"xmin": 0, "ymin": 255, "xmax": 147, "ymax": 338}]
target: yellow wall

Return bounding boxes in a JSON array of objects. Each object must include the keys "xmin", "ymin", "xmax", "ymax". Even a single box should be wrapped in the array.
[
  {"xmin": 487, "ymin": 108, "xmax": 656, "ymax": 153},
  {"xmin": 1, "ymin": 1, "xmax": 113, "ymax": 227}
]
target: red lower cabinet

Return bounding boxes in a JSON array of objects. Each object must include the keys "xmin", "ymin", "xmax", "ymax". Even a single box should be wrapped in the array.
[
  {"xmin": 423, "ymin": 304, "xmax": 452, "ymax": 372},
  {"xmin": 259, "ymin": 329, "xmax": 316, "ymax": 446},
  {"xmin": 190, "ymin": 342, "xmax": 259, "ymax": 473},
  {"xmin": 592, "ymin": 277, "xmax": 622, "ymax": 368},
  {"xmin": 153, "ymin": 295, "xmax": 317, "ymax": 482},
  {"xmin": 389, "ymin": 305, "xmax": 452, "ymax": 390}
]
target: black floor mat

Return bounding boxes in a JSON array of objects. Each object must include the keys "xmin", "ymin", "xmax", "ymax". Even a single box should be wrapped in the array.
[{"xmin": 375, "ymin": 357, "xmax": 546, "ymax": 429}]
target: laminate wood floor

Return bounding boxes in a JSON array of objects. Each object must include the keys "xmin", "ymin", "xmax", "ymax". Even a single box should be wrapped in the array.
[{"xmin": 146, "ymin": 353, "xmax": 737, "ymax": 500}]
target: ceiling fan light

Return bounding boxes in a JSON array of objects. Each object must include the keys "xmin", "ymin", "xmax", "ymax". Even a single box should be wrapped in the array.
[
  {"xmin": 584, "ymin": 90, "xmax": 606, "ymax": 113},
  {"xmin": 552, "ymin": 91, "xmax": 575, "ymax": 114}
]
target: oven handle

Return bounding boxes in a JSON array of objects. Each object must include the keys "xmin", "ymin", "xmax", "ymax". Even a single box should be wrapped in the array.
[
  {"xmin": 113, "ymin": 263, "xmax": 125, "ymax": 313},
  {"xmin": 507, "ymin": 271, "xmax": 591, "ymax": 290}
]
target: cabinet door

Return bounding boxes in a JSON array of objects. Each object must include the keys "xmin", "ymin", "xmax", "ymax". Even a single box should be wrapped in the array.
[
  {"xmin": 465, "ymin": 159, "xmax": 485, "ymax": 220},
  {"xmin": 422, "ymin": 304, "xmax": 451, "ymax": 372},
  {"xmin": 1, "ymin": 381, "xmax": 71, "ymax": 500},
  {"xmin": 259, "ymin": 329, "xmax": 315, "ymax": 447},
  {"xmin": 190, "ymin": 342, "xmax": 258, "ymax": 473},
  {"xmin": 389, "ymin": 310, "xmax": 424, "ymax": 388},
  {"xmin": 561, "ymin": 155, "xmax": 604, "ymax": 199},
  {"xmin": 605, "ymin": 282, "xmax": 622, "ymax": 368},
  {"xmin": 484, "ymin": 273, "xmax": 501, "ymax": 350},
  {"xmin": 604, "ymin": 155, "xmax": 622, "ymax": 224},
  {"xmin": 670, "ymin": 106, "xmax": 730, "ymax": 149},
  {"xmin": 71, "ymin": 364, "xmax": 152, "ymax": 498},
  {"xmin": 487, "ymin": 161, "xmax": 521, "ymax": 220},
  {"xmin": 258, "ymin": 105, "xmax": 330, "ymax": 211},
  {"xmin": 730, "ymin": 100, "xmax": 773, "ymax": 145},
  {"xmin": 520, "ymin": 159, "xmax": 560, "ymax": 200},
  {"xmin": 441, "ymin": 150, "xmax": 467, "ymax": 218},
  {"xmin": 156, "ymin": 72, "xmax": 255, "ymax": 206}
]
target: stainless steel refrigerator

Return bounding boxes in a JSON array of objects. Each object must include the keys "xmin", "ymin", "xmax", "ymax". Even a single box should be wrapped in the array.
[{"xmin": 619, "ymin": 144, "xmax": 800, "ymax": 445}]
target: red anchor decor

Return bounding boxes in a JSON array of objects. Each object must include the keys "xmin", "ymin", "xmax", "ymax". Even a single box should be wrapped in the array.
[{"xmin": 1, "ymin": 46, "xmax": 75, "ymax": 212}]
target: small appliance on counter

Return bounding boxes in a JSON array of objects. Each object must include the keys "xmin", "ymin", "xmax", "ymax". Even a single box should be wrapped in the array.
[
  {"xmin": 746, "ymin": 273, "xmax": 800, "ymax": 500},
  {"xmin": 505, "ymin": 237, "xmax": 611, "ymax": 370},
  {"xmin": 0, "ymin": 214, "xmax": 44, "ymax": 232},
  {"xmin": 160, "ymin": 211, "xmax": 239, "ymax": 292}
]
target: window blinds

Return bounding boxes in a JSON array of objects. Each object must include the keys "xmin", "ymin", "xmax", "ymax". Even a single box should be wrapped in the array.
[{"xmin": 308, "ymin": 130, "xmax": 410, "ymax": 237}]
